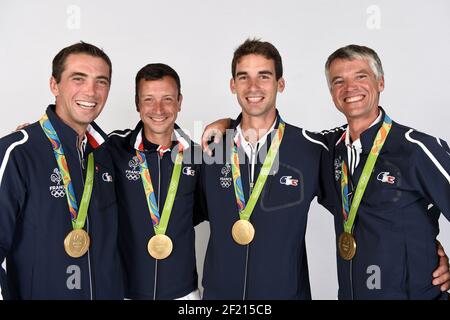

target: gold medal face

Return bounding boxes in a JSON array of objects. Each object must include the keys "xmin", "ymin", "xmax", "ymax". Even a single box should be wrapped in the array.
[
  {"xmin": 147, "ymin": 234, "xmax": 173, "ymax": 260},
  {"xmin": 232, "ymin": 220, "xmax": 255, "ymax": 245},
  {"xmin": 338, "ymin": 232, "xmax": 357, "ymax": 260},
  {"xmin": 64, "ymin": 229, "xmax": 90, "ymax": 258}
]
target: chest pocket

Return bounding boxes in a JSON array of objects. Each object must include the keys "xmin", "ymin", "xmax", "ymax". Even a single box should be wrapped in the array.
[
  {"xmin": 361, "ymin": 158, "xmax": 403, "ymax": 208},
  {"xmin": 175, "ymin": 165, "xmax": 198, "ymax": 197},
  {"xmin": 260, "ymin": 162, "xmax": 304, "ymax": 211},
  {"xmin": 93, "ymin": 164, "xmax": 117, "ymax": 210}
]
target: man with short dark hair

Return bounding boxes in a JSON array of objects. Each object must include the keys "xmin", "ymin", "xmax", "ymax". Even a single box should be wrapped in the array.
[
  {"xmin": 200, "ymin": 39, "xmax": 334, "ymax": 299},
  {"xmin": 106, "ymin": 63, "xmax": 204, "ymax": 300},
  {"xmin": 0, "ymin": 42, "xmax": 123, "ymax": 299}
]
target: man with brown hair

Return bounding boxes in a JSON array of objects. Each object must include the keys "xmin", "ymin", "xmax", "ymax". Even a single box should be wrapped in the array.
[
  {"xmin": 0, "ymin": 42, "xmax": 123, "ymax": 299},
  {"xmin": 200, "ymin": 39, "xmax": 333, "ymax": 299}
]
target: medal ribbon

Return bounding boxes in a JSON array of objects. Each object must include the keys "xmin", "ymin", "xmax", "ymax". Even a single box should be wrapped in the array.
[
  {"xmin": 231, "ymin": 122, "xmax": 285, "ymax": 221},
  {"xmin": 39, "ymin": 114, "xmax": 95, "ymax": 230},
  {"xmin": 137, "ymin": 144, "xmax": 184, "ymax": 235},
  {"xmin": 341, "ymin": 114, "xmax": 392, "ymax": 233}
]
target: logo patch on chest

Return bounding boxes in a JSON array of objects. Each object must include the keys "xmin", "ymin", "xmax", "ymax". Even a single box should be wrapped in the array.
[
  {"xmin": 376, "ymin": 171, "xmax": 395, "ymax": 184},
  {"xmin": 219, "ymin": 164, "xmax": 232, "ymax": 188},
  {"xmin": 126, "ymin": 156, "xmax": 141, "ymax": 181},
  {"xmin": 49, "ymin": 168, "xmax": 66, "ymax": 198}
]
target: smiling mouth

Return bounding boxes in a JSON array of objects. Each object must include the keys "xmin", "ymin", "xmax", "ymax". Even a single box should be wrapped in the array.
[
  {"xmin": 344, "ymin": 95, "xmax": 365, "ymax": 103},
  {"xmin": 76, "ymin": 100, "xmax": 97, "ymax": 109},
  {"xmin": 246, "ymin": 96, "xmax": 264, "ymax": 103},
  {"xmin": 149, "ymin": 116, "xmax": 169, "ymax": 123}
]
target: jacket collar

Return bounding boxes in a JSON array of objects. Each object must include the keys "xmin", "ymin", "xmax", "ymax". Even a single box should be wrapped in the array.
[
  {"xmin": 129, "ymin": 121, "xmax": 190, "ymax": 154},
  {"xmin": 336, "ymin": 107, "xmax": 390, "ymax": 155},
  {"xmin": 45, "ymin": 104, "xmax": 107, "ymax": 153},
  {"xmin": 232, "ymin": 109, "xmax": 282, "ymax": 145}
]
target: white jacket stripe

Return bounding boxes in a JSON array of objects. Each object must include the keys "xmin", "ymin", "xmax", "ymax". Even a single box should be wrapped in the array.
[
  {"xmin": 405, "ymin": 129, "xmax": 450, "ymax": 184},
  {"xmin": 0, "ymin": 130, "xmax": 28, "ymax": 187},
  {"xmin": 302, "ymin": 129, "xmax": 329, "ymax": 151}
]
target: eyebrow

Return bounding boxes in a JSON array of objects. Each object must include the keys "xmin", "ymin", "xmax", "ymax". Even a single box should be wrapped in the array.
[
  {"xmin": 235, "ymin": 71, "xmax": 248, "ymax": 77},
  {"xmin": 235, "ymin": 70, "xmax": 274, "ymax": 77},
  {"xmin": 69, "ymin": 72, "xmax": 110, "ymax": 83},
  {"xmin": 331, "ymin": 76, "xmax": 342, "ymax": 83},
  {"xmin": 69, "ymin": 72, "xmax": 88, "ymax": 78}
]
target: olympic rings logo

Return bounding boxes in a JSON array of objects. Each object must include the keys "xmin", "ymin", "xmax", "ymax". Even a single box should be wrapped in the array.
[
  {"xmin": 220, "ymin": 177, "xmax": 232, "ymax": 188},
  {"xmin": 126, "ymin": 171, "xmax": 141, "ymax": 181},
  {"xmin": 51, "ymin": 189, "xmax": 66, "ymax": 198}
]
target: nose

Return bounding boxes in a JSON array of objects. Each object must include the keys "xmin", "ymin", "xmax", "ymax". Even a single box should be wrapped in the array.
[
  {"xmin": 248, "ymin": 77, "xmax": 261, "ymax": 90},
  {"xmin": 343, "ymin": 79, "xmax": 358, "ymax": 92},
  {"xmin": 153, "ymin": 100, "xmax": 163, "ymax": 114},
  {"xmin": 83, "ymin": 79, "xmax": 96, "ymax": 97}
]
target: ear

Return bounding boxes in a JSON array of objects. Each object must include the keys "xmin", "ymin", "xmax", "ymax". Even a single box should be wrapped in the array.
[
  {"xmin": 49, "ymin": 76, "xmax": 59, "ymax": 96},
  {"xmin": 378, "ymin": 76, "xmax": 385, "ymax": 93},
  {"xmin": 135, "ymin": 96, "xmax": 140, "ymax": 112},
  {"xmin": 230, "ymin": 78, "xmax": 236, "ymax": 94},
  {"xmin": 177, "ymin": 94, "xmax": 183, "ymax": 112},
  {"xmin": 277, "ymin": 77, "xmax": 285, "ymax": 93}
]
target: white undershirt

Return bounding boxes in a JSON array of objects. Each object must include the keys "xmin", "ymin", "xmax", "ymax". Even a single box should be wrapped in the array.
[
  {"xmin": 234, "ymin": 119, "xmax": 277, "ymax": 184},
  {"xmin": 345, "ymin": 111, "xmax": 382, "ymax": 174}
]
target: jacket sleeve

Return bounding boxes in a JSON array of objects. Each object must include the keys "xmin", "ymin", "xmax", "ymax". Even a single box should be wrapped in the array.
[
  {"xmin": 317, "ymin": 144, "xmax": 339, "ymax": 214},
  {"xmin": 407, "ymin": 131, "xmax": 450, "ymax": 221},
  {"xmin": 303, "ymin": 129, "xmax": 341, "ymax": 215},
  {"xmin": 193, "ymin": 163, "xmax": 208, "ymax": 226},
  {"xmin": 0, "ymin": 131, "xmax": 28, "ymax": 299}
]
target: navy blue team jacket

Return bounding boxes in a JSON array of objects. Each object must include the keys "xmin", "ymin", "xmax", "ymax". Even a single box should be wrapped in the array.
[
  {"xmin": 106, "ymin": 122, "xmax": 204, "ymax": 299},
  {"xmin": 200, "ymin": 112, "xmax": 332, "ymax": 299},
  {"xmin": 0, "ymin": 105, "xmax": 123, "ymax": 299},
  {"xmin": 321, "ymin": 107, "xmax": 450, "ymax": 299}
]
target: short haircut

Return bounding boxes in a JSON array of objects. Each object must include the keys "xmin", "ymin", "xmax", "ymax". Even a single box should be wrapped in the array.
[
  {"xmin": 232, "ymin": 38, "xmax": 283, "ymax": 80},
  {"xmin": 135, "ymin": 63, "xmax": 182, "ymax": 107},
  {"xmin": 52, "ymin": 41, "xmax": 112, "ymax": 83},
  {"xmin": 325, "ymin": 44, "xmax": 384, "ymax": 89}
]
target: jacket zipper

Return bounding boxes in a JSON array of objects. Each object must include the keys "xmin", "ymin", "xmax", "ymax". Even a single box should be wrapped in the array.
[
  {"xmin": 76, "ymin": 136, "xmax": 94, "ymax": 300},
  {"xmin": 242, "ymin": 143, "xmax": 258, "ymax": 300},
  {"xmin": 349, "ymin": 224, "xmax": 355, "ymax": 300}
]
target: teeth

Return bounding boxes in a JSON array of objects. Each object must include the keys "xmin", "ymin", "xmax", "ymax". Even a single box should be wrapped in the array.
[
  {"xmin": 247, "ymin": 97, "xmax": 263, "ymax": 103},
  {"xmin": 76, "ymin": 101, "xmax": 96, "ymax": 108},
  {"xmin": 150, "ymin": 117, "xmax": 166, "ymax": 122},
  {"xmin": 344, "ymin": 95, "xmax": 364, "ymax": 103}
]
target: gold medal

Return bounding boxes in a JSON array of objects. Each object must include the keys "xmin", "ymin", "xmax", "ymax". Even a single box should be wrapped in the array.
[
  {"xmin": 64, "ymin": 229, "xmax": 90, "ymax": 258},
  {"xmin": 148, "ymin": 234, "xmax": 173, "ymax": 260},
  {"xmin": 232, "ymin": 219, "xmax": 255, "ymax": 245},
  {"xmin": 338, "ymin": 232, "xmax": 356, "ymax": 260}
]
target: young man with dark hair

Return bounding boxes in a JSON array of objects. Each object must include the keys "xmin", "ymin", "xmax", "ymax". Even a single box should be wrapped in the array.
[
  {"xmin": 0, "ymin": 42, "xmax": 123, "ymax": 299},
  {"xmin": 200, "ymin": 39, "xmax": 334, "ymax": 299},
  {"xmin": 106, "ymin": 63, "xmax": 204, "ymax": 300}
]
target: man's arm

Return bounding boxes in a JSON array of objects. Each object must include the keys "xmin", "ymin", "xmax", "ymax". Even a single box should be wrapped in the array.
[
  {"xmin": 407, "ymin": 132, "xmax": 450, "ymax": 291},
  {"xmin": 201, "ymin": 118, "xmax": 231, "ymax": 156},
  {"xmin": 0, "ymin": 131, "xmax": 28, "ymax": 299}
]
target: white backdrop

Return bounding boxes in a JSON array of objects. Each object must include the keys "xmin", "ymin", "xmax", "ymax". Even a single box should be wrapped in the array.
[{"xmin": 0, "ymin": 0, "xmax": 449, "ymax": 299}]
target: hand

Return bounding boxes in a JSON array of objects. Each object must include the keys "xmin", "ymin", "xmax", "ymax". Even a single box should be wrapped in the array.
[
  {"xmin": 201, "ymin": 118, "xmax": 231, "ymax": 156},
  {"xmin": 15, "ymin": 123, "xmax": 30, "ymax": 131},
  {"xmin": 432, "ymin": 240, "xmax": 450, "ymax": 291}
]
